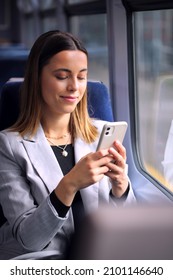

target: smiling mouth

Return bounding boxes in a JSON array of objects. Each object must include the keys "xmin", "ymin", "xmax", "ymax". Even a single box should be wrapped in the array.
[{"xmin": 61, "ymin": 96, "xmax": 78, "ymax": 102}]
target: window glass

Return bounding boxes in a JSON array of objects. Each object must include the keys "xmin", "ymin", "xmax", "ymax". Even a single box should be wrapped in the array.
[
  {"xmin": 0, "ymin": 0, "xmax": 10, "ymax": 30},
  {"xmin": 22, "ymin": 16, "xmax": 37, "ymax": 47},
  {"xmin": 17, "ymin": 0, "xmax": 35, "ymax": 13},
  {"xmin": 70, "ymin": 14, "xmax": 109, "ymax": 87},
  {"xmin": 134, "ymin": 9, "xmax": 173, "ymax": 192},
  {"xmin": 39, "ymin": 0, "xmax": 56, "ymax": 10},
  {"xmin": 68, "ymin": 0, "xmax": 95, "ymax": 4},
  {"xmin": 41, "ymin": 16, "xmax": 57, "ymax": 33}
]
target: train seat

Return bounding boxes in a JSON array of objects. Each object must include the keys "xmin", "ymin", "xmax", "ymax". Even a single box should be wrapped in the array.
[
  {"xmin": 0, "ymin": 79, "xmax": 114, "ymax": 131},
  {"xmin": 0, "ymin": 49, "xmax": 29, "ymax": 95}
]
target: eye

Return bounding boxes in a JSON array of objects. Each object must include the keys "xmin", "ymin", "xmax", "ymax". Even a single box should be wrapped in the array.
[
  {"xmin": 56, "ymin": 76, "xmax": 68, "ymax": 80},
  {"xmin": 78, "ymin": 76, "xmax": 86, "ymax": 80}
]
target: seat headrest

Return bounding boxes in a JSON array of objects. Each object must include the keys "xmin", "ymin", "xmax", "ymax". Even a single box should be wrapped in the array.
[{"xmin": 0, "ymin": 80, "xmax": 114, "ymax": 131}]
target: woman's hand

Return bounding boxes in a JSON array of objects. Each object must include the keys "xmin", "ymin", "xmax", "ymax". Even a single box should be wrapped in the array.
[
  {"xmin": 55, "ymin": 149, "xmax": 112, "ymax": 206},
  {"xmin": 105, "ymin": 140, "xmax": 129, "ymax": 198}
]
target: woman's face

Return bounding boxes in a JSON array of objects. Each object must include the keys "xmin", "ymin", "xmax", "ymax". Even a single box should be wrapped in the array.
[{"xmin": 40, "ymin": 50, "xmax": 88, "ymax": 117}]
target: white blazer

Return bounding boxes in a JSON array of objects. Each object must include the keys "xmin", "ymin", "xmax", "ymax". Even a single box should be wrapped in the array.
[{"xmin": 0, "ymin": 119, "xmax": 135, "ymax": 259}]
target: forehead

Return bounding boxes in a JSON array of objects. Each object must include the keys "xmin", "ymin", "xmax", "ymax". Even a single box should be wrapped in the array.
[{"xmin": 48, "ymin": 50, "xmax": 88, "ymax": 69}]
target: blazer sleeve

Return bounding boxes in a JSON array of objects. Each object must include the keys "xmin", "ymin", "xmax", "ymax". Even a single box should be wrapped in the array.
[{"xmin": 0, "ymin": 132, "xmax": 70, "ymax": 251}]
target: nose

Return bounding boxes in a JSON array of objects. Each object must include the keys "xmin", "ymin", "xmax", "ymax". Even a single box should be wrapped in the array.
[{"xmin": 67, "ymin": 78, "xmax": 79, "ymax": 92}]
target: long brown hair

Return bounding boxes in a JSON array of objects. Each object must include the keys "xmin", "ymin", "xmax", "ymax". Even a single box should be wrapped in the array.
[{"xmin": 11, "ymin": 30, "xmax": 98, "ymax": 143}]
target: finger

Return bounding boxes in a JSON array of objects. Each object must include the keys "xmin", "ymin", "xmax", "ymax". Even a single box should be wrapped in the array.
[
  {"xmin": 107, "ymin": 159, "xmax": 125, "ymax": 170},
  {"xmin": 92, "ymin": 149, "xmax": 112, "ymax": 165},
  {"xmin": 105, "ymin": 160, "xmax": 127, "ymax": 178},
  {"xmin": 83, "ymin": 151, "xmax": 112, "ymax": 170},
  {"xmin": 112, "ymin": 141, "xmax": 126, "ymax": 160},
  {"xmin": 109, "ymin": 146, "xmax": 126, "ymax": 163},
  {"xmin": 96, "ymin": 149, "xmax": 110, "ymax": 158},
  {"xmin": 108, "ymin": 147, "xmax": 125, "ymax": 165}
]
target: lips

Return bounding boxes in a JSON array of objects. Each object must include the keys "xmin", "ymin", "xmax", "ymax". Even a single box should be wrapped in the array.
[{"xmin": 60, "ymin": 96, "xmax": 78, "ymax": 102}]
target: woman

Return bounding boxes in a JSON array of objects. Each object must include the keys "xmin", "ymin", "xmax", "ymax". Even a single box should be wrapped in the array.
[{"xmin": 0, "ymin": 30, "xmax": 135, "ymax": 259}]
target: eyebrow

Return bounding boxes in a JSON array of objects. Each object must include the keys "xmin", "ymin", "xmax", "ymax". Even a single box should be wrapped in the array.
[{"xmin": 53, "ymin": 68, "xmax": 88, "ymax": 73}]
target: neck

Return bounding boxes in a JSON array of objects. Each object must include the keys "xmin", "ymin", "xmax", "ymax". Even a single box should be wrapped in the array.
[
  {"xmin": 41, "ymin": 114, "xmax": 71, "ymax": 139},
  {"xmin": 46, "ymin": 133, "xmax": 72, "ymax": 146}
]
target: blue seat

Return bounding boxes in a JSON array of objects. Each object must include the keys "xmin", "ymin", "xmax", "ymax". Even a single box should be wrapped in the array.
[
  {"xmin": 0, "ymin": 49, "xmax": 29, "ymax": 95},
  {"xmin": 87, "ymin": 80, "xmax": 114, "ymax": 121},
  {"xmin": 0, "ymin": 80, "xmax": 114, "ymax": 131}
]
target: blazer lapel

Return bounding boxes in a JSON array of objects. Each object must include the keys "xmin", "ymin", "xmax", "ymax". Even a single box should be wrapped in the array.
[{"xmin": 22, "ymin": 125, "xmax": 63, "ymax": 194}]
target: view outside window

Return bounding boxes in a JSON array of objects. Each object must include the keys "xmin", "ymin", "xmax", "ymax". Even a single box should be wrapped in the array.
[
  {"xmin": 70, "ymin": 14, "xmax": 109, "ymax": 87},
  {"xmin": 134, "ymin": 9, "xmax": 173, "ymax": 192},
  {"xmin": 68, "ymin": 0, "xmax": 94, "ymax": 4}
]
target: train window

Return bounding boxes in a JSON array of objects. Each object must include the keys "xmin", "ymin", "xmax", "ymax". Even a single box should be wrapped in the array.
[
  {"xmin": 39, "ymin": 0, "xmax": 56, "ymax": 10},
  {"xmin": 0, "ymin": 0, "xmax": 10, "ymax": 30},
  {"xmin": 41, "ymin": 13, "xmax": 58, "ymax": 33},
  {"xmin": 69, "ymin": 14, "xmax": 109, "ymax": 86},
  {"xmin": 68, "ymin": 0, "xmax": 94, "ymax": 3},
  {"xmin": 133, "ymin": 9, "xmax": 173, "ymax": 193}
]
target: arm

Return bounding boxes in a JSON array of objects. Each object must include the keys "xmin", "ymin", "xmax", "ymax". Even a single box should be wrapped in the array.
[{"xmin": 0, "ymin": 132, "xmax": 69, "ymax": 251}]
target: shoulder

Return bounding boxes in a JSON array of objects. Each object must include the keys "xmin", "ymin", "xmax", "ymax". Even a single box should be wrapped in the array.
[
  {"xmin": 0, "ymin": 129, "xmax": 20, "ymax": 141},
  {"xmin": 0, "ymin": 129, "xmax": 22, "ymax": 152}
]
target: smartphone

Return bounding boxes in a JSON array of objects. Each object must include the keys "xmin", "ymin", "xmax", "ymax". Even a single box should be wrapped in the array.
[{"xmin": 96, "ymin": 121, "xmax": 128, "ymax": 151}]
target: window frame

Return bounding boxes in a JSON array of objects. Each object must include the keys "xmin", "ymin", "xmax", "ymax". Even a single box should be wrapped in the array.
[
  {"xmin": 122, "ymin": 0, "xmax": 173, "ymax": 198},
  {"xmin": 64, "ymin": 0, "xmax": 106, "ymax": 16}
]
